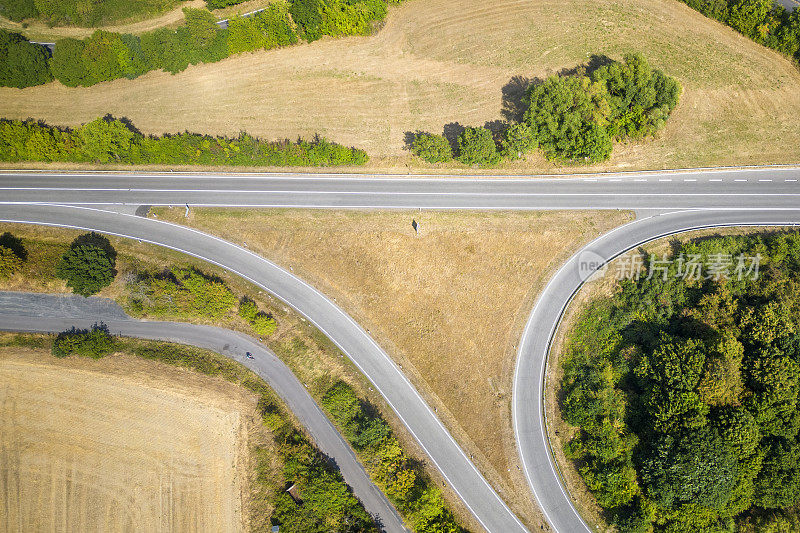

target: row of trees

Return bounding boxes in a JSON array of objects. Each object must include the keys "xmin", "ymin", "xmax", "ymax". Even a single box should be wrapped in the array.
[
  {"xmin": 411, "ymin": 54, "xmax": 681, "ymax": 166},
  {"xmin": 0, "ymin": 0, "xmax": 182, "ymax": 27},
  {"xmin": 321, "ymin": 380, "xmax": 465, "ymax": 532},
  {"xmin": 560, "ymin": 231, "xmax": 800, "ymax": 532},
  {"xmin": 0, "ymin": 116, "xmax": 368, "ymax": 166},
  {"xmin": 682, "ymin": 0, "xmax": 800, "ymax": 62},
  {"xmin": 1, "ymin": 0, "xmax": 398, "ymax": 88}
]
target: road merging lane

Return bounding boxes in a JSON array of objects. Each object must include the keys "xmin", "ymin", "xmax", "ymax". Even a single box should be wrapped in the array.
[
  {"xmin": 3, "ymin": 169, "xmax": 800, "ymax": 533},
  {"xmin": 514, "ymin": 209, "xmax": 800, "ymax": 533}
]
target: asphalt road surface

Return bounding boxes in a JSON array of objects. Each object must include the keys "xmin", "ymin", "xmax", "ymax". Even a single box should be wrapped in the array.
[
  {"xmin": 2, "ymin": 167, "xmax": 800, "ymax": 210},
  {"xmin": 2, "ymin": 169, "xmax": 800, "ymax": 533},
  {"xmin": 0, "ymin": 290, "xmax": 408, "ymax": 533},
  {"xmin": 0, "ymin": 203, "xmax": 529, "ymax": 533}
]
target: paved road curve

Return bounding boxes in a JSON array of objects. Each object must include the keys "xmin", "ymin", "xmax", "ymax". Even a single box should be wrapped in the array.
[
  {"xmin": 0, "ymin": 204, "xmax": 529, "ymax": 533},
  {"xmin": 1, "ymin": 167, "xmax": 800, "ymax": 209},
  {"xmin": 3, "ymin": 169, "xmax": 800, "ymax": 533},
  {"xmin": 0, "ymin": 291, "xmax": 408, "ymax": 533},
  {"xmin": 514, "ymin": 209, "xmax": 800, "ymax": 533}
]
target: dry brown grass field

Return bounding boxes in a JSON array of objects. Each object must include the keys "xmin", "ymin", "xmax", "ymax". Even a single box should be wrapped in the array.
[
  {"xmin": 1, "ymin": 0, "xmax": 800, "ymax": 171},
  {"xmin": 150, "ymin": 206, "xmax": 632, "ymax": 526},
  {"xmin": 0, "ymin": 347, "xmax": 258, "ymax": 533}
]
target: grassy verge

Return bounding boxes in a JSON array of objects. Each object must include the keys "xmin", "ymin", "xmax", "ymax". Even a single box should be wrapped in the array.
[{"xmin": 0, "ymin": 223, "xmax": 476, "ymax": 532}]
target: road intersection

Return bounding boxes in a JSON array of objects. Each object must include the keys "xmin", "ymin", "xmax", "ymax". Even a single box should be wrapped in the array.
[{"xmin": 1, "ymin": 168, "xmax": 799, "ymax": 533}]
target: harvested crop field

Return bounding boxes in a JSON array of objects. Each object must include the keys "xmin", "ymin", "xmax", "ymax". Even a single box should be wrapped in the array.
[
  {"xmin": 151, "ymin": 206, "xmax": 632, "ymax": 526},
  {"xmin": 0, "ymin": 348, "xmax": 254, "ymax": 533},
  {"xmin": 1, "ymin": 0, "xmax": 800, "ymax": 171}
]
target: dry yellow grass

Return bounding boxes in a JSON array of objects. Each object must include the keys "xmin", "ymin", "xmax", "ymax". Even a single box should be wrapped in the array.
[
  {"xmin": 1, "ymin": 0, "xmax": 800, "ymax": 171},
  {"xmin": 0, "ymin": 348, "xmax": 258, "ymax": 533},
  {"xmin": 149, "ymin": 207, "xmax": 632, "ymax": 527}
]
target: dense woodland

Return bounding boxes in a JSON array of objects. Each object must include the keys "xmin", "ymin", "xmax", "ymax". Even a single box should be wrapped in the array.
[
  {"xmin": 561, "ymin": 231, "xmax": 800, "ymax": 532},
  {"xmin": 412, "ymin": 54, "xmax": 681, "ymax": 165},
  {"xmin": 0, "ymin": 116, "xmax": 368, "ymax": 166}
]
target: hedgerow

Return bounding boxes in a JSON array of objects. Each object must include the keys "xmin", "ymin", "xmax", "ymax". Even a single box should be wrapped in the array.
[
  {"xmin": 52, "ymin": 323, "xmax": 115, "ymax": 358},
  {"xmin": 0, "ymin": 116, "xmax": 369, "ymax": 167},
  {"xmin": 2, "ymin": 0, "xmax": 399, "ymax": 89},
  {"xmin": 680, "ymin": 0, "xmax": 800, "ymax": 63},
  {"xmin": 321, "ymin": 380, "xmax": 465, "ymax": 532}
]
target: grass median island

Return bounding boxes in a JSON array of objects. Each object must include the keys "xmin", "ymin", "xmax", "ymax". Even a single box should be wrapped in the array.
[
  {"xmin": 0, "ymin": 223, "xmax": 473, "ymax": 532},
  {"xmin": 0, "ymin": 333, "xmax": 377, "ymax": 532},
  {"xmin": 149, "ymin": 206, "xmax": 633, "ymax": 529},
  {"xmin": 557, "ymin": 230, "xmax": 800, "ymax": 532}
]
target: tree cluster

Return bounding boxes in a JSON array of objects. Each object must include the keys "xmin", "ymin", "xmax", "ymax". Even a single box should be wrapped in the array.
[
  {"xmin": 321, "ymin": 380, "xmax": 465, "ymax": 532},
  {"xmin": 0, "ymin": 30, "xmax": 52, "ymax": 88},
  {"xmin": 410, "ymin": 54, "xmax": 680, "ymax": 166},
  {"xmin": 681, "ymin": 0, "xmax": 800, "ymax": 62},
  {"xmin": 0, "ymin": 0, "xmax": 181, "ymax": 26},
  {"xmin": 56, "ymin": 232, "xmax": 117, "ymax": 296},
  {"xmin": 561, "ymin": 231, "xmax": 800, "ymax": 532},
  {"xmin": 128, "ymin": 267, "xmax": 237, "ymax": 318},
  {"xmin": 0, "ymin": 116, "xmax": 369, "ymax": 166}
]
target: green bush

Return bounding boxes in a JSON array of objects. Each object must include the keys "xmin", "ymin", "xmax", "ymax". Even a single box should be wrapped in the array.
[
  {"xmin": 0, "ymin": 116, "xmax": 369, "ymax": 167},
  {"xmin": 52, "ymin": 323, "xmax": 115, "ymax": 358},
  {"xmin": 0, "ymin": 30, "xmax": 52, "ymax": 88},
  {"xmin": 55, "ymin": 232, "xmax": 117, "ymax": 296},
  {"xmin": 0, "ymin": 246, "xmax": 23, "ymax": 279},
  {"xmin": 252, "ymin": 312, "xmax": 277, "ymax": 335},
  {"xmin": 239, "ymin": 296, "xmax": 278, "ymax": 336},
  {"xmin": 411, "ymin": 132, "xmax": 452, "ymax": 163},
  {"xmin": 227, "ymin": 3, "xmax": 297, "ymax": 54},
  {"xmin": 129, "ymin": 267, "xmax": 236, "ymax": 318},
  {"xmin": 500, "ymin": 122, "xmax": 537, "ymax": 159},
  {"xmin": 0, "ymin": 0, "xmax": 38, "ymax": 21},
  {"xmin": 238, "ymin": 296, "xmax": 259, "ymax": 321},
  {"xmin": 456, "ymin": 126, "xmax": 500, "ymax": 166}
]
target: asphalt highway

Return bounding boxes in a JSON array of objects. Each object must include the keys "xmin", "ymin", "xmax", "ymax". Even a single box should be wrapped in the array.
[
  {"xmin": 2, "ymin": 167, "xmax": 800, "ymax": 209},
  {"xmin": 2, "ymin": 169, "xmax": 800, "ymax": 533},
  {"xmin": 0, "ymin": 291, "xmax": 408, "ymax": 533}
]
